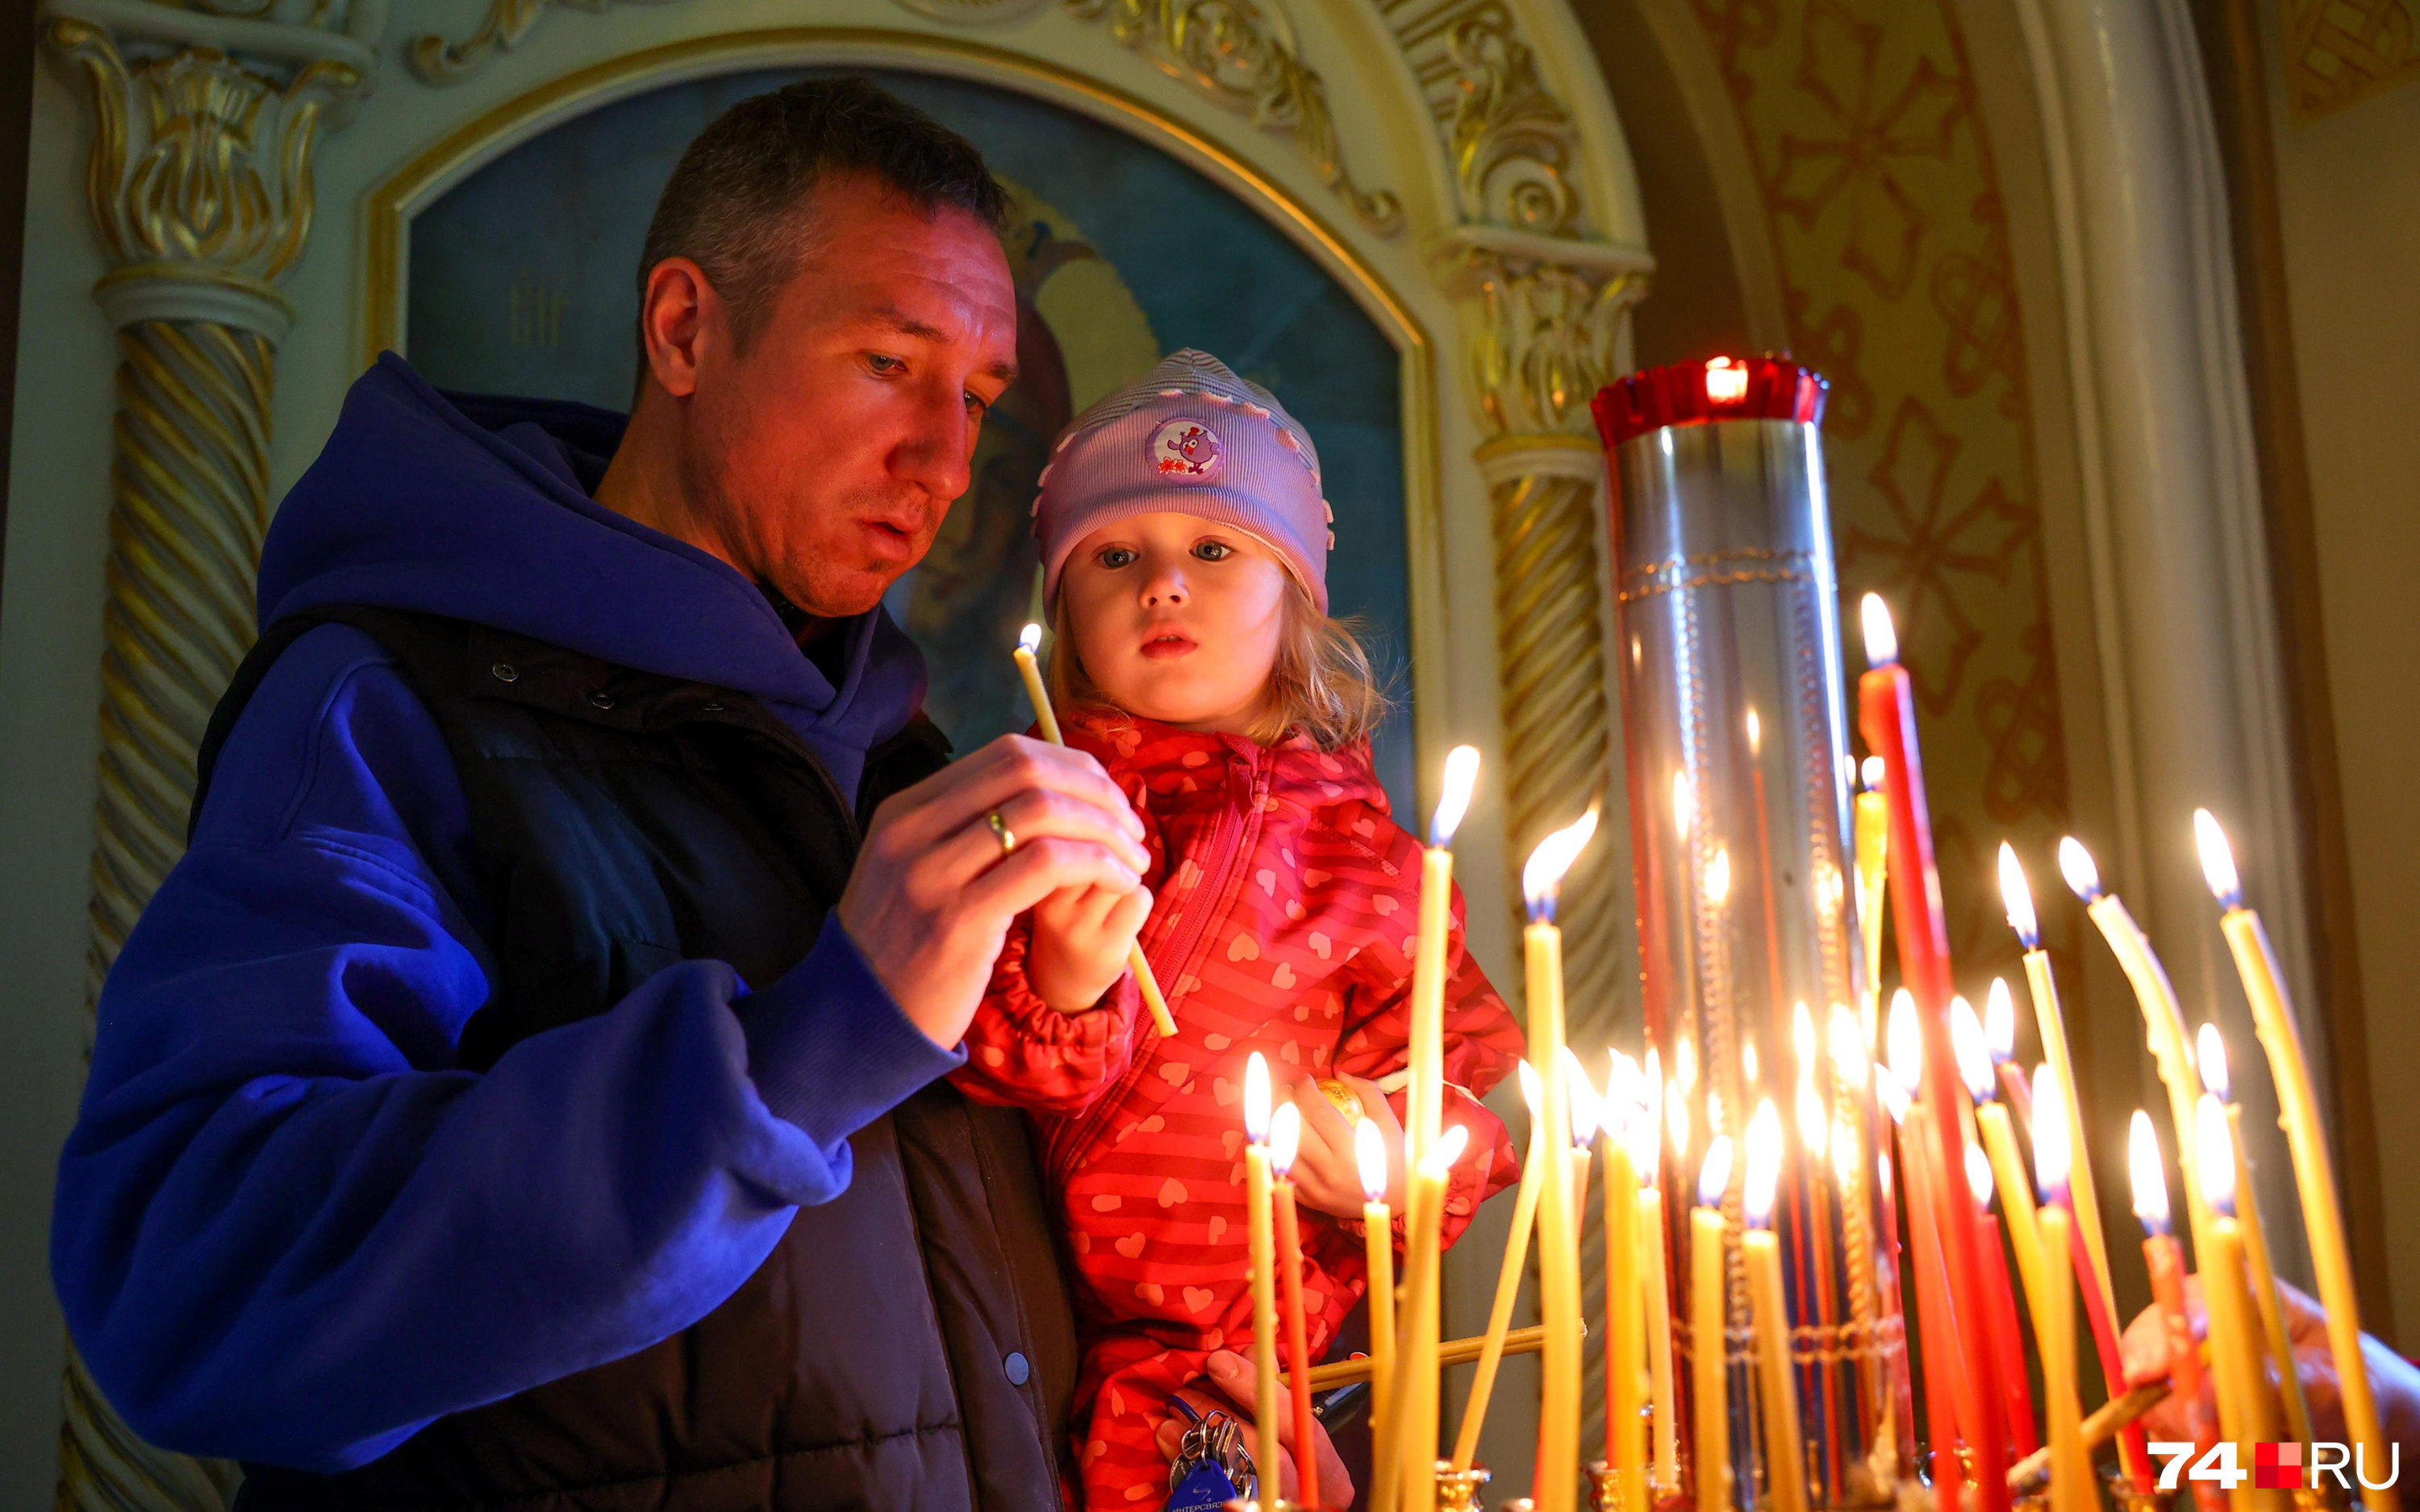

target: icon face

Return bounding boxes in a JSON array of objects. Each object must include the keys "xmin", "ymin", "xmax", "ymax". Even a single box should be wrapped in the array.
[
  {"xmin": 2256, "ymin": 1442, "xmax": 2305, "ymax": 1490},
  {"xmin": 1149, "ymin": 419, "xmax": 1224, "ymax": 481}
]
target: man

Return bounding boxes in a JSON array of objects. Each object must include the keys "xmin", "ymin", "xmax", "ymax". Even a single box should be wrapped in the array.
[{"xmin": 51, "ymin": 79, "xmax": 1195, "ymax": 1510}]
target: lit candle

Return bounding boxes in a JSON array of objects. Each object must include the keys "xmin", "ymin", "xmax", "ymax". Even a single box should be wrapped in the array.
[
  {"xmin": 1744, "ymin": 1101, "xmax": 1810, "ymax": 1512},
  {"xmin": 2132, "ymin": 1111, "xmax": 2226, "ymax": 1512},
  {"xmin": 1957, "ymin": 994, "xmax": 2043, "ymax": 1317},
  {"xmin": 1886, "ymin": 999, "xmax": 1977, "ymax": 1461},
  {"xmin": 1963, "ymin": 1143, "xmax": 2041, "ymax": 1458},
  {"xmin": 1402, "ymin": 747, "xmax": 1482, "ymax": 1508},
  {"xmin": 1857, "ymin": 596, "xmax": 2009, "ymax": 1512},
  {"xmin": 1638, "ymin": 1177, "xmax": 1679, "ymax": 1493},
  {"xmin": 1013, "ymin": 623, "xmax": 1177, "ymax": 1038},
  {"xmin": 2197, "ymin": 1093, "xmax": 2283, "ymax": 1512},
  {"xmin": 1598, "ymin": 1054, "xmax": 1646, "ymax": 1506},
  {"xmin": 2058, "ymin": 838, "xmax": 2216, "ymax": 1293},
  {"xmin": 1453, "ymin": 1064, "xmax": 1546, "ymax": 1476},
  {"xmin": 2196, "ymin": 810, "xmax": 2392, "ymax": 1511},
  {"xmin": 1855, "ymin": 756, "xmax": 1890, "ymax": 1046},
  {"xmin": 2031, "ymin": 1066, "xmax": 2092, "ymax": 1512},
  {"xmin": 2197, "ymin": 1022, "xmax": 2313, "ymax": 1447},
  {"xmin": 1268, "ymin": 1102, "xmax": 1321, "ymax": 1510},
  {"xmin": 1401, "ymin": 1123, "xmax": 1470, "ymax": 1509},
  {"xmin": 2001, "ymin": 847, "xmax": 2154, "ymax": 1496},
  {"xmin": 1525, "ymin": 813, "xmax": 1598, "ymax": 1512},
  {"xmin": 1358, "ymin": 1117, "xmax": 1398, "ymax": 1508},
  {"xmin": 1243, "ymin": 1052, "xmax": 1281, "ymax": 1512},
  {"xmin": 1692, "ymin": 1137, "xmax": 1734, "ymax": 1512}
]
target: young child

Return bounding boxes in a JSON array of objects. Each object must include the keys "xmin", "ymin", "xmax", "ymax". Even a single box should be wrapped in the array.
[{"xmin": 953, "ymin": 351, "xmax": 1524, "ymax": 1509}]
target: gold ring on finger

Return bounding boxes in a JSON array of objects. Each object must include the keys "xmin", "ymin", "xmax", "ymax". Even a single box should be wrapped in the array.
[{"xmin": 987, "ymin": 809, "xmax": 1016, "ymax": 856}]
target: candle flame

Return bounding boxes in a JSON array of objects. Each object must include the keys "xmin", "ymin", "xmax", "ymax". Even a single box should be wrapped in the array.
[
  {"xmin": 1430, "ymin": 745, "xmax": 1482, "ymax": 848},
  {"xmin": 2195, "ymin": 808, "xmax": 2243, "ymax": 909},
  {"xmin": 1797, "ymin": 1078, "xmax": 1829, "ymax": 1162},
  {"xmin": 1676, "ymin": 1035, "xmax": 1698, "ymax": 1093},
  {"xmin": 1356, "ymin": 1117, "xmax": 1388, "ymax": 1204},
  {"xmin": 1998, "ymin": 842, "xmax": 2040, "ymax": 949},
  {"xmin": 1861, "ymin": 594, "xmax": 1900, "ymax": 667},
  {"xmin": 1832, "ymin": 1119, "xmax": 1858, "ymax": 1185},
  {"xmin": 1743, "ymin": 1100, "xmax": 1784, "ymax": 1227},
  {"xmin": 1984, "ymin": 977, "xmax": 2017, "ymax": 1063},
  {"xmin": 1667, "ymin": 1079, "xmax": 1690, "ymax": 1158},
  {"xmin": 1517, "ymin": 1058, "xmax": 1542, "ymax": 1120},
  {"xmin": 1746, "ymin": 707, "xmax": 1763, "ymax": 756},
  {"xmin": 1244, "ymin": 1052, "xmax": 1271, "ymax": 1143},
  {"xmin": 1950, "ymin": 995, "xmax": 1992, "ymax": 1102},
  {"xmin": 1705, "ymin": 847, "xmax": 1732, "ymax": 906},
  {"xmin": 2129, "ymin": 1110, "xmax": 2170, "ymax": 1234},
  {"xmin": 1522, "ymin": 808, "xmax": 1599, "ymax": 919},
  {"xmin": 1705, "ymin": 356, "xmax": 1750, "ymax": 402},
  {"xmin": 1861, "ymin": 755, "xmax": 1886, "ymax": 792},
  {"xmin": 2033, "ymin": 1062, "xmax": 2071, "ymax": 1198},
  {"xmin": 1672, "ymin": 771, "xmax": 1695, "ymax": 837},
  {"xmin": 1269, "ymin": 1100, "xmax": 1303, "ymax": 1176},
  {"xmin": 1018, "ymin": 622, "xmax": 1042, "ymax": 656},
  {"xmin": 1886, "ymin": 988, "xmax": 1922, "ymax": 1093},
  {"xmin": 1965, "ymin": 1143, "xmax": 1995, "ymax": 1210},
  {"xmin": 2058, "ymin": 836, "xmax": 2104, "ymax": 902},
  {"xmin": 2197, "ymin": 1022, "xmax": 2231, "ymax": 1103},
  {"xmin": 1741, "ymin": 1035, "xmax": 1759, "ymax": 1086},
  {"xmin": 2197, "ymin": 1093, "xmax": 2236, "ymax": 1217},
  {"xmin": 1875, "ymin": 1064, "xmax": 1911, "ymax": 1124},
  {"xmin": 1421, "ymin": 1123, "xmax": 1471, "ymax": 1180},
  {"xmin": 1699, "ymin": 1135, "xmax": 1733, "ymax": 1208},
  {"xmin": 1644, "ymin": 1047, "xmax": 1663, "ymax": 1108},
  {"xmin": 1560, "ymin": 1046, "xmax": 1602, "ymax": 1150},
  {"xmin": 1828, "ymin": 1004, "xmax": 1869, "ymax": 1089}
]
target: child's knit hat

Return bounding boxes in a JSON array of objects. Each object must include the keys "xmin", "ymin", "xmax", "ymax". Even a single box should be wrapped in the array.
[{"xmin": 1033, "ymin": 350, "xmax": 1334, "ymax": 613}]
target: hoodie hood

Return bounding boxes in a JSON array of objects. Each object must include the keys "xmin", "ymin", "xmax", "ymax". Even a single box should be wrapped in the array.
[{"xmin": 260, "ymin": 354, "xmax": 926, "ymax": 796}]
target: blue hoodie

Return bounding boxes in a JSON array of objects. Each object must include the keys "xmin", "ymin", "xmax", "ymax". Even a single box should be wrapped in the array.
[{"xmin": 51, "ymin": 355, "xmax": 964, "ymax": 1472}]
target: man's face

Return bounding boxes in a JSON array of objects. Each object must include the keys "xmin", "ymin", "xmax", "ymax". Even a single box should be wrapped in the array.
[{"xmin": 676, "ymin": 174, "xmax": 1019, "ymax": 618}]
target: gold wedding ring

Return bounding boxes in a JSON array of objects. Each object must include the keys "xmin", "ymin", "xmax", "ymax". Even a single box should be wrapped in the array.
[{"xmin": 987, "ymin": 809, "xmax": 1016, "ymax": 856}]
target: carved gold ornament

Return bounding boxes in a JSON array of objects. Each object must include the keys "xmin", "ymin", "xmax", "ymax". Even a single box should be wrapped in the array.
[
  {"xmin": 408, "ymin": 0, "xmax": 691, "ymax": 86},
  {"xmin": 1063, "ymin": 0, "xmax": 1404, "ymax": 235}
]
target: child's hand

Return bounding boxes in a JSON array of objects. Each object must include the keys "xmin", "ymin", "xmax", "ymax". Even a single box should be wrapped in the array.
[
  {"xmin": 1026, "ymin": 882, "xmax": 1154, "ymax": 1014},
  {"xmin": 1283, "ymin": 1074, "xmax": 1406, "ymax": 1218}
]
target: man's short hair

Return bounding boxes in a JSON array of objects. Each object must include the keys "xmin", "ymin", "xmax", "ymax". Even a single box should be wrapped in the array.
[{"xmin": 638, "ymin": 77, "xmax": 1009, "ymax": 355}]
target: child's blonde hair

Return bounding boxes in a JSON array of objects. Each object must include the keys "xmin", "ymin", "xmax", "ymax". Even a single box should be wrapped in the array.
[{"xmin": 1046, "ymin": 576, "xmax": 1387, "ymax": 751}]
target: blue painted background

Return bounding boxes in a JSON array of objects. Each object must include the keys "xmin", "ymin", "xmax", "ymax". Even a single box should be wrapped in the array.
[{"xmin": 406, "ymin": 67, "xmax": 1415, "ymax": 811}]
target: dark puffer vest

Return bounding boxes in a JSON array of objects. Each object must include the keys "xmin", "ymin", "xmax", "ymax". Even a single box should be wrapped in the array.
[{"xmin": 198, "ymin": 606, "xmax": 1081, "ymax": 1511}]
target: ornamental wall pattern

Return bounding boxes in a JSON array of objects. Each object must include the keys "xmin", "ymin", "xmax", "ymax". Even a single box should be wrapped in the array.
[{"xmin": 1677, "ymin": 0, "xmax": 2082, "ymax": 989}]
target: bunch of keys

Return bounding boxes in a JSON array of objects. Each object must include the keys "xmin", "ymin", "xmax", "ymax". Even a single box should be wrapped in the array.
[{"xmin": 1163, "ymin": 1397, "xmax": 1256, "ymax": 1511}]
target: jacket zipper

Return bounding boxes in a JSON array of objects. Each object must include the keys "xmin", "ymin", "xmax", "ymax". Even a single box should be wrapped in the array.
[{"xmin": 1049, "ymin": 748, "xmax": 1270, "ymax": 1184}]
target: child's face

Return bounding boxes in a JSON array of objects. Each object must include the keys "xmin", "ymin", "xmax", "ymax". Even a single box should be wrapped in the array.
[{"xmin": 1060, "ymin": 511, "xmax": 1291, "ymax": 733}]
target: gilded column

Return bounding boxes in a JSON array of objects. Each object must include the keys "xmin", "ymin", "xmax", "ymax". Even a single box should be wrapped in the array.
[{"xmin": 40, "ymin": 5, "xmax": 374, "ymax": 1507}]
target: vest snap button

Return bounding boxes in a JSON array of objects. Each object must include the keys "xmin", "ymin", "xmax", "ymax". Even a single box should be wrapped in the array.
[
  {"xmin": 490, "ymin": 662, "xmax": 518, "ymax": 683},
  {"xmin": 589, "ymin": 690, "xmax": 615, "ymax": 710},
  {"xmin": 1003, "ymin": 1351, "xmax": 1030, "ymax": 1386},
  {"xmin": 701, "ymin": 702, "xmax": 724, "ymax": 714}
]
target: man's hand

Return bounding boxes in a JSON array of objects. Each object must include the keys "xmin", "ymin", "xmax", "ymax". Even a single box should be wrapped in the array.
[
  {"xmin": 838, "ymin": 734, "xmax": 1150, "ymax": 1049},
  {"xmin": 1287, "ymin": 1075, "xmax": 1405, "ymax": 1218},
  {"xmin": 1154, "ymin": 1349, "xmax": 1354, "ymax": 1508},
  {"xmin": 1028, "ymin": 879, "xmax": 1152, "ymax": 1013}
]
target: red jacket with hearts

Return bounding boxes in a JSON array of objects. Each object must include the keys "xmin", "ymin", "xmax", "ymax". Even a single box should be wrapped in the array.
[{"xmin": 953, "ymin": 714, "xmax": 1524, "ymax": 1509}]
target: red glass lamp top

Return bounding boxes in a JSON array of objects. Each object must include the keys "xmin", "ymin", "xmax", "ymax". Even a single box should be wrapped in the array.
[{"xmin": 1590, "ymin": 355, "xmax": 1829, "ymax": 448}]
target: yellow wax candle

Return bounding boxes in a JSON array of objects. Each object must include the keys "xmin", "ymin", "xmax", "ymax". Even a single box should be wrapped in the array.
[
  {"xmin": 2197, "ymin": 1096, "xmax": 2282, "ymax": 1512},
  {"xmin": 2197, "ymin": 1023, "xmax": 2314, "ymax": 1447},
  {"xmin": 1400, "ymin": 1126, "xmax": 1468, "ymax": 1511},
  {"xmin": 2197, "ymin": 810, "xmax": 2396, "ymax": 1512},
  {"xmin": 1454, "ymin": 1085, "xmax": 1544, "ymax": 1474},
  {"xmin": 1012, "ymin": 624, "xmax": 1177, "ymax": 1038},
  {"xmin": 2059, "ymin": 840, "xmax": 2219, "ymax": 1289},
  {"xmin": 1742, "ymin": 1102, "xmax": 1809, "ymax": 1512},
  {"xmin": 1359, "ymin": 1118, "xmax": 1398, "ymax": 1512},
  {"xmin": 1641, "ymin": 1185, "xmax": 1679, "ymax": 1495},
  {"xmin": 2031, "ymin": 1064, "xmax": 2094, "ymax": 1512},
  {"xmin": 1524, "ymin": 814, "xmax": 1598, "ymax": 1512},
  {"xmin": 1855, "ymin": 764, "xmax": 1889, "ymax": 1018},
  {"xmin": 1605, "ymin": 1136, "xmax": 1646, "ymax": 1510},
  {"xmin": 1692, "ymin": 1139, "xmax": 1734, "ymax": 1512},
  {"xmin": 2000, "ymin": 846, "xmax": 2120, "ymax": 1341},
  {"xmin": 1244, "ymin": 1052, "xmax": 1280, "ymax": 1512},
  {"xmin": 1975, "ymin": 1101, "xmax": 2045, "ymax": 1313}
]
